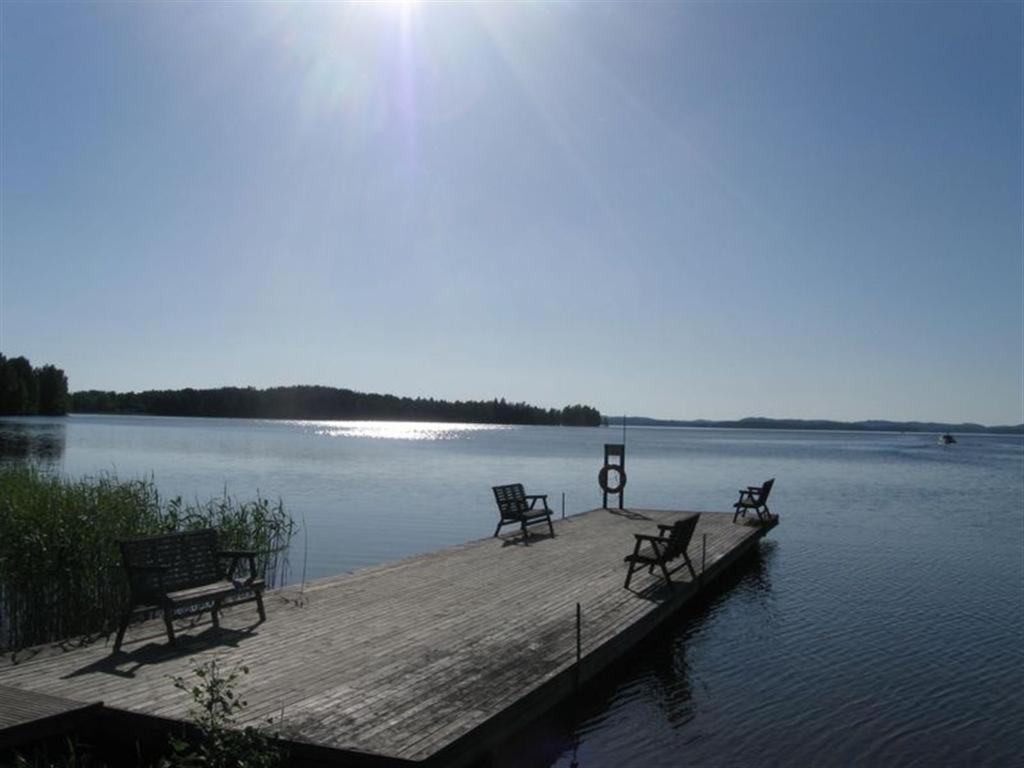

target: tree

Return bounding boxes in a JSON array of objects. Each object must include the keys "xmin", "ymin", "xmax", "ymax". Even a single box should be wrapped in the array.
[
  {"xmin": 0, "ymin": 355, "xmax": 70, "ymax": 415},
  {"xmin": 37, "ymin": 365, "xmax": 69, "ymax": 415},
  {"xmin": 0, "ymin": 355, "xmax": 39, "ymax": 414},
  {"xmin": 70, "ymin": 384, "xmax": 604, "ymax": 427}
]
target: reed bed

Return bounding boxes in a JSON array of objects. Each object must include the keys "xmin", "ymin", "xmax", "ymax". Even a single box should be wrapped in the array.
[{"xmin": 0, "ymin": 465, "xmax": 295, "ymax": 651}]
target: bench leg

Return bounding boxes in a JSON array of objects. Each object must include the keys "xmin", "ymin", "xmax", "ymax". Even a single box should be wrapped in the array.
[
  {"xmin": 546, "ymin": 516, "xmax": 555, "ymax": 538},
  {"xmin": 659, "ymin": 559, "xmax": 673, "ymax": 588},
  {"xmin": 494, "ymin": 520, "xmax": 503, "ymax": 538},
  {"xmin": 163, "ymin": 607, "xmax": 177, "ymax": 646},
  {"xmin": 113, "ymin": 609, "xmax": 131, "ymax": 653},
  {"xmin": 520, "ymin": 521, "xmax": 530, "ymax": 545},
  {"xmin": 624, "ymin": 560, "xmax": 638, "ymax": 590},
  {"xmin": 255, "ymin": 588, "xmax": 266, "ymax": 622},
  {"xmin": 211, "ymin": 599, "xmax": 221, "ymax": 628}
]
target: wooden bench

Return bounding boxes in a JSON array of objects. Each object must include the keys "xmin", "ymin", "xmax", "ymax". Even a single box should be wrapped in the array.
[
  {"xmin": 113, "ymin": 529, "xmax": 266, "ymax": 652},
  {"xmin": 492, "ymin": 484, "xmax": 555, "ymax": 543},
  {"xmin": 733, "ymin": 478, "xmax": 775, "ymax": 523},
  {"xmin": 623, "ymin": 514, "xmax": 699, "ymax": 590}
]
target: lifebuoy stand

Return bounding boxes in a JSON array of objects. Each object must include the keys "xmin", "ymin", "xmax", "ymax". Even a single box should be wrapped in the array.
[{"xmin": 602, "ymin": 443, "xmax": 626, "ymax": 509}]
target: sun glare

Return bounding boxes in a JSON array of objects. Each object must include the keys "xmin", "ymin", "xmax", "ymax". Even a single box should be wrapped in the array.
[
  {"xmin": 301, "ymin": 420, "xmax": 511, "ymax": 441},
  {"xmin": 368, "ymin": 0, "xmax": 419, "ymax": 16}
]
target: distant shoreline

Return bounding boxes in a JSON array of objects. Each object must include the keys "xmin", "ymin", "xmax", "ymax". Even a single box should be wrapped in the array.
[
  {"xmin": 66, "ymin": 385, "xmax": 602, "ymax": 427},
  {"xmin": 6, "ymin": 411, "xmax": 1021, "ymax": 436},
  {"xmin": 608, "ymin": 416, "xmax": 1024, "ymax": 435}
]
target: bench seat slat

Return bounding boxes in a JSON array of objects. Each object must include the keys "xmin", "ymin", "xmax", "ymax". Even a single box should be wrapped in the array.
[
  {"xmin": 625, "ymin": 543, "xmax": 664, "ymax": 563},
  {"xmin": 166, "ymin": 581, "xmax": 237, "ymax": 605}
]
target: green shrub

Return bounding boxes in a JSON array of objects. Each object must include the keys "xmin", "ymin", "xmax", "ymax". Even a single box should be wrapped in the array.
[{"xmin": 163, "ymin": 658, "xmax": 282, "ymax": 768}]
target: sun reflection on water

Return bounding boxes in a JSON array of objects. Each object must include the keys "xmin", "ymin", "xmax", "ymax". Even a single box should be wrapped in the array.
[{"xmin": 300, "ymin": 420, "xmax": 512, "ymax": 441}]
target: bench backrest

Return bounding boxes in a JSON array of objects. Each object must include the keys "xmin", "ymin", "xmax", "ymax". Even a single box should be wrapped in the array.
[
  {"xmin": 119, "ymin": 529, "xmax": 222, "ymax": 599},
  {"xmin": 756, "ymin": 478, "xmax": 775, "ymax": 504},
  {"xmin": 663, "ymin": 515, "xmax": 700, "ymax": 561},
  {"xmin": 492, "ymin": 484, "xmax": 528, "ymax": 518}
]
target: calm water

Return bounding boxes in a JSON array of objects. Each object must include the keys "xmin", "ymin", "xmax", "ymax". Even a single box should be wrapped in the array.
[{"xmin": 2, "ymin": 415, "xmax": 1022, "ymax": 766}]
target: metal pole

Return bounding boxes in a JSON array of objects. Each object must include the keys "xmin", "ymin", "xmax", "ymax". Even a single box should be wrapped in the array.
[
  {"xmin": 575, "ymin": 602, "xmax": 582, "ymax": 690},
  {"xmin": 571, "ymin": 603, "xmax": 582, "ymax": 766},
  {"xmin": 576, "ymin": 603, "xmax": 582, "ymax": 664},
  {"xmin": 562, "ymin": 492, "xmax": 566, "ymax": 519}
]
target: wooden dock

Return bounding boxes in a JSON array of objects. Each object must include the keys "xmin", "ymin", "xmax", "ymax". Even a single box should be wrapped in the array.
[
  {"xmin": 0, "ymin": 508, "xmax": 776, "ymax": 766},
  {"xmin": 0, "ymin": 684, "xmax": 101, "ymax": 750}
]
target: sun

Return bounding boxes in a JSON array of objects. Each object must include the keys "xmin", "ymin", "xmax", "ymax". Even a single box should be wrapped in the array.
[
  {"xmin": 362, "ymin": 0, "xmax": 421, "ymax": 29},
  {"xmin": 370, "ymin": 0, "xmax": 420, "ymax": 13}
]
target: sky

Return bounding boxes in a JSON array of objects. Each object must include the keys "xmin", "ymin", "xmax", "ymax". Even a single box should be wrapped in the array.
[{"xmin": 1, "ymin": 1, "xmax": 1021, "ymax": 425}]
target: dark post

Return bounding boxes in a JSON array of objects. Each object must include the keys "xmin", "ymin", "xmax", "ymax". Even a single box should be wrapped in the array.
[
  {"xmin": 601, "ymin": 443, "xmax": 626, "ymax": 509},
  {"xmin": 701, "ymin": 533, "xmax": 707, "ymax": 582},
  {"xmin": 571, "ymin": 602, "xmax": 583, "ymax": 767},
  {"xmin": 575, "ymin": 602, "xmax": 582, "ymax": 691},
  {"xmin": 562, "ymin": 492, "xmax": 566, "ymax": 519}
]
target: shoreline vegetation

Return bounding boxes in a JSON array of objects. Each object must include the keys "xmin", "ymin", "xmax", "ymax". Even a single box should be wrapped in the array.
[
  {"xmin": 1, "ymin": 353, "xmax": 1017, "ymax": 433},
  {"xmin": 70, "ymin": 385, "xmax": 603, "ymax": 426},
  {"xmin": 0, "ymin": 355, "xmax": 69, "ymax": 416},
  {"xmin": 0, "ymin": 465, "xmax": 295, "ymax": 651},
  {"xmin": 608, "ymin": 415, "xmax": 1024, "ymax": 435}
]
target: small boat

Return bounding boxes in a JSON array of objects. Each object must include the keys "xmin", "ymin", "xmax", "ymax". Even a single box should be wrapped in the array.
[{"xmin": 939, "ymin": 433, "xmax": 956, "ymax": 445}]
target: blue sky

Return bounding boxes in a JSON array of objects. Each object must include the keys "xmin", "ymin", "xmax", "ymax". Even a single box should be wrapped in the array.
[{"xmin": 1, "ymin": 2, "xmax": 1021, "ymax": 424}]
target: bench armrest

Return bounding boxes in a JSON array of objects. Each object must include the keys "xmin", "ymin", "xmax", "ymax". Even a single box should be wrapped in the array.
[
  {"xmin": 219, "ymin": 549, "xmax": 259, "ymax": 582},
  {"xmin": 633, "ymin": 533, "xmax": 670, "ymax": 544},
  {"xmin": 524, "ymin": 494, "xmax": 551, "ymax": 511}
]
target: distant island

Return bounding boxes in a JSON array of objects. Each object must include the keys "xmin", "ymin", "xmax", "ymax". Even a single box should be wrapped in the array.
[
  {"xmin": 606, "ymin": 415, "xmax": 1024, "ymax": 435},
  {"xmin": 71, "ymin": 385, "xmax": 602, "ymax": 427}
]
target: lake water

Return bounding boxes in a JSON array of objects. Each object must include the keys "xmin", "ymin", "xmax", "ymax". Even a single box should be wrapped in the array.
[{"xmin": 1, "ymin": 414, "xmax": 1022, "ymax": 766}]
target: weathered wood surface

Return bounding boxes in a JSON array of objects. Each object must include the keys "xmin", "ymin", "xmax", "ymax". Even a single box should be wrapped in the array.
[
  {"xmin": 0, "ymin": 509, "xmax": 773, "ymax": 765},
  {"xmin": 0, "ymin": 684, "xmax": 100, "ymax": 748}
]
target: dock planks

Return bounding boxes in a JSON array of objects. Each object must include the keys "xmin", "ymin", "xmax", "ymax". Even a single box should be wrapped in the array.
[
  {"xmin": 0, "ymin": 684, "xmax": 101, "ymax": 749},
  {"xmin": 0, "ymin": 508, "xmax": 775, "ymax": 766}
]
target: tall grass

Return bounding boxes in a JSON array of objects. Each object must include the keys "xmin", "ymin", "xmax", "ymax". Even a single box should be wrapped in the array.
[{"xmin": 0, "ymin": 465, "xmax": 295, "ymax": 651}]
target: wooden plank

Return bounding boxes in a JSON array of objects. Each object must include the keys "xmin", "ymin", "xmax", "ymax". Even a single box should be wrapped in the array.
[
  {"xmin": 0, "ymin": 684, "xmax": 101, "ymax": 749},
  {"xmin": 0, "ymin": 508, "xmax": 775, "ymax": 765}
]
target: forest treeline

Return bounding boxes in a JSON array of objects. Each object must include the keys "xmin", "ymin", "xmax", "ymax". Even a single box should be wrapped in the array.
[
  {"xmin": 0, "ymin": 354, "xmax": 70, "ymax": 415},
  {"xmin": 71, "ymin": 385, "xmax": 603, "ymax": 426}
]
